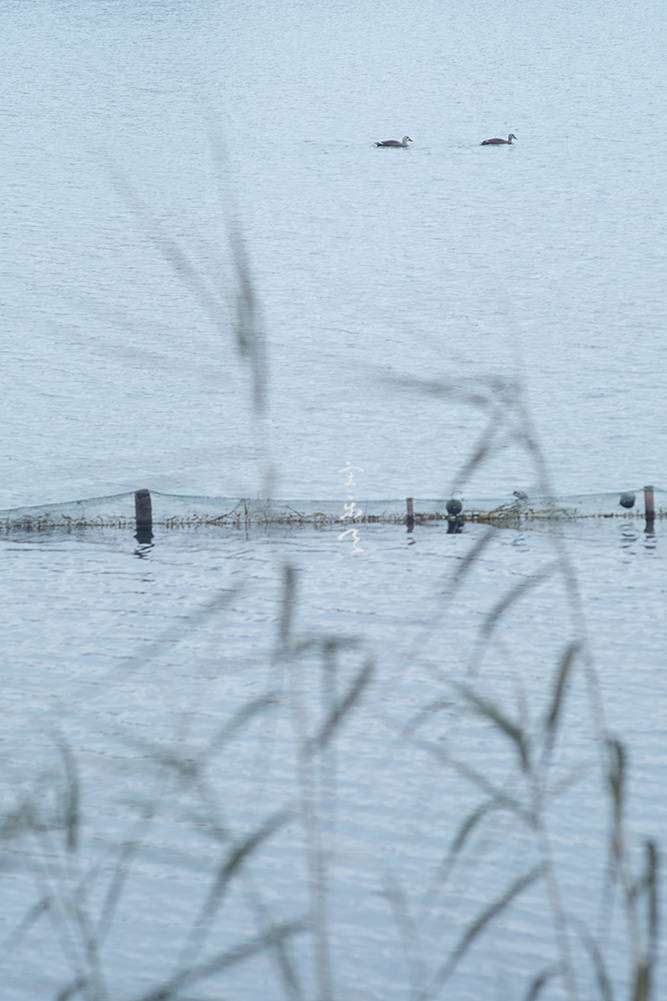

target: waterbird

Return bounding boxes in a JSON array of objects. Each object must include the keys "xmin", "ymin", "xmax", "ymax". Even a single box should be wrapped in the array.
[
  {"xmin": 481, "ymin": 133, "xmax": 517, "ymax": 145},
  {"xmin": 375, "ymin": 136, "xmax": 413, "ymax": 147}
]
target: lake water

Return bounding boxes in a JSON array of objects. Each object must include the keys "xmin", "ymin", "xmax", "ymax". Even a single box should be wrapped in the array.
[{"xmin": 1, "ymin": 1, "xmax": 666, "ymax": 999}]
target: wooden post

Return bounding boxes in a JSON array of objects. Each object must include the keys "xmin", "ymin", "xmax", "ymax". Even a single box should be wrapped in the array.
[
  {"xmin": 406, "ymin": 496, "xmax": 414, "ymax": 532},
  {"xmin": 644, "ymin": 484, "xmax": 655, "ymax": 527},
  {"xmin": 134, "ymin": 488, "xmax": 153, "ymax": 543}
]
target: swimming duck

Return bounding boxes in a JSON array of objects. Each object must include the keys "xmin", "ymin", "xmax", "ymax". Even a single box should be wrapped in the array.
[
  {"xmin": 481, "ymin": 133, "xmax": 517, "ymax": 145},
  {"xmin": 375, "ymin": 136, "xmax": 413, "ymax": 147}
]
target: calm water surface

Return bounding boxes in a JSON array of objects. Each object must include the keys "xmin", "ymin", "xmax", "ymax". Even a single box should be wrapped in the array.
[
  {"xmin": 1, "ymin": 1, "xmax": 666, "ymax": 998},
  {"xmin": 2, "ymin": 0, "xmax": 666, "ymax": 504},
  {"xmin": 1, "ymin": 520, "xmax": 666, "ymax": 999}
]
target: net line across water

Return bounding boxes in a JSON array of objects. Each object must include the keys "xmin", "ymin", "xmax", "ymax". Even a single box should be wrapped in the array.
[{"xmin": 0, "ymin": 487, "xmax": 663, "ymax": 532}]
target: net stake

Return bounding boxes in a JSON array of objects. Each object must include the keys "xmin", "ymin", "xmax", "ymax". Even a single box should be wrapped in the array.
[
  {"xmin": 643, "ymin": 484, "xmax": 655, "ymax": 527},
  {"xmin": 406, "ymin": 496, "xmax": 414, "ymax": 531},
  {"xmin": 134, "ymin": 488, "xmax": 153, "ymax": 542}
]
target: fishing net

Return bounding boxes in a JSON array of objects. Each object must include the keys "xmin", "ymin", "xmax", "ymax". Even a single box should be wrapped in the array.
[{"xmin": 0, "ymin": 487, "xmax": 662, "ymax": 532}]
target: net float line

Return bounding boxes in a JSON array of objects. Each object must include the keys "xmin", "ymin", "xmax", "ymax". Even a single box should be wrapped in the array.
[{"xmin": 0, "ymin": 486, "xmax": 662, "ymax": 535}]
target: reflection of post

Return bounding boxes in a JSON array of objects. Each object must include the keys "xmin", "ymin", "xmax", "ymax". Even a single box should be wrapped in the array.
[
  {"xmin": 134, "ymin": 488, "xmax": 153, "ymax": 544},
  {"xmin": 643, "ymin": 484, "xmax": 655, "ymax": 529},
  {"xmin": 406, "ymin": 496, "xmax": 414, "ymax": 533}
]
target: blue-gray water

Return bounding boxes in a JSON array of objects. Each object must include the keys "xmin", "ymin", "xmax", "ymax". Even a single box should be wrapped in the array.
[{"xmin": 1, "ymin": 1, "xmax": 666, "ymax": 998}]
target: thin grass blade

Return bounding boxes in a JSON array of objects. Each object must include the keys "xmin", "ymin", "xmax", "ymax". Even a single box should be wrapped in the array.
[
  {"xmin": 306, "ymin": 657, "xmax": 374, "ymax": 754},
  {"xmin": 136, "ymin": 919, "xmax": 307, "ymax": 1001},
  {"xmin": 418, "ymin": 865, "xmax": 544, "ymax": 1000},
  {"xmin": 181, "ymin": 809, "xmax": 294, "ymax": 965},
  {"xmin": 3, "ymin": 898, "xmax": 50, "ymax": 950},
  {"xmin": 55, "ymin": 978, "xmax": 87, "ymax": 1001},
  {"xmin": 207, "ymin": 693, "xmax": 279, "ymax": 756},
  {"xmin": 480, "ymin": 563, "xmax": 559, "ymax": 641},
  {"xmin": 606, "ymin": 737, "xmax": 625, "ymax": 858},
  {"xmin": 522, "ymin": 963, "xmax": 562, "ymax": 1000},
  {"xmin": 278, "ymin": 564, "xmax": 297, "ymax": 651},
  {"xmin": 54, "ymin": 734, "xmax": 80, "ymax": 854},
  {"xmin": 456, "ymin": 683, "xmax": 531, "ymax": 772},
  {"xmin": 545, "ymin": 641, "xmax": 579, "ymax": 732},
  {"xmin": 575, "ymin": 921, "xmax": 615, "ymax": 1001},
  {"xmin": 415, "ymin": 739, "xmax": 531, "ymax": 823},
  {"xmin": 421, "ymin": 801, "xmax": 498, "ymax": 916}
]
